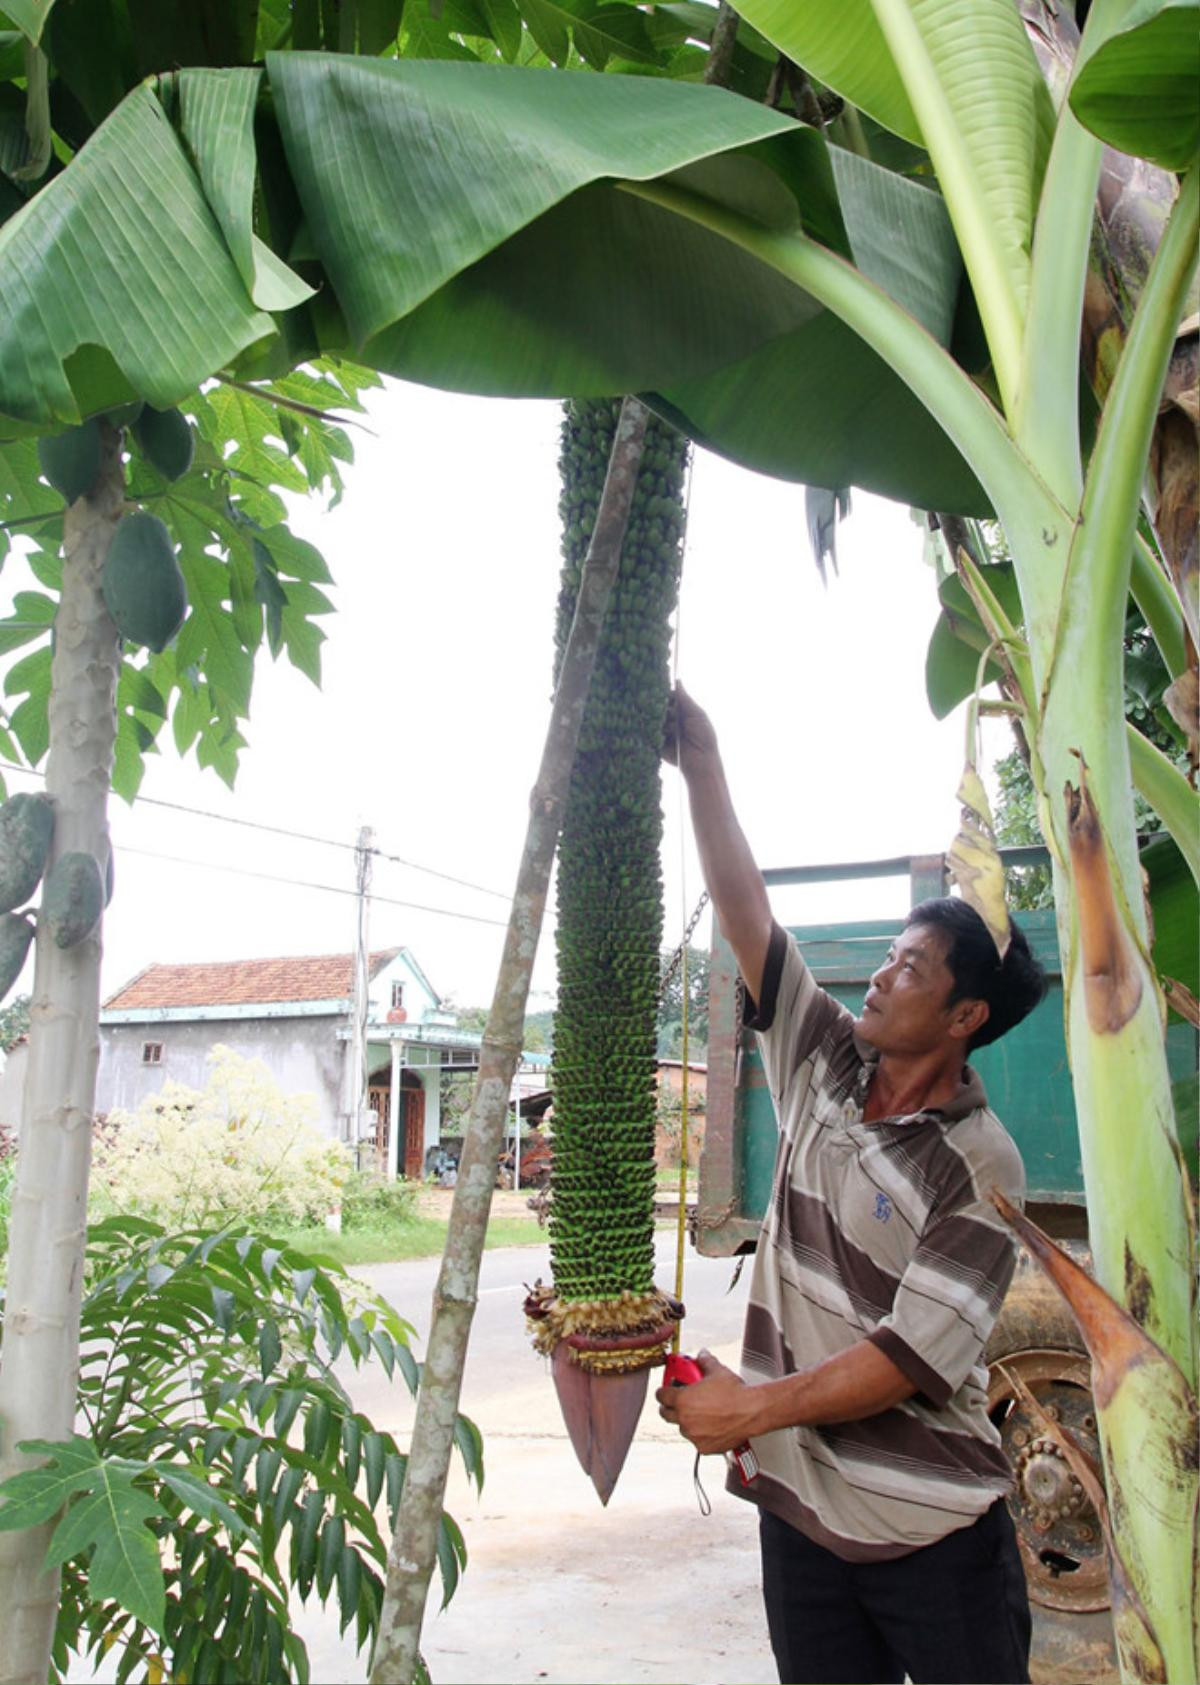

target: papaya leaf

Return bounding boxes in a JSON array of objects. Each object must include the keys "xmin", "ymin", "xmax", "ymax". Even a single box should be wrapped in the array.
[
  {"xmin": 4, "ymin": 639, "xmax": 51, "ymax": 763},
  {"xmin": 0, "ymin": 1434, "xmax": 102, "ymax": 1531},
  {"xmin": 0, "ymin": 590, "xmax": 54, "ymax": 659},
  {"xmin": 1, "ymin": 1438, "xmax": 168, "ymax": 1637}
]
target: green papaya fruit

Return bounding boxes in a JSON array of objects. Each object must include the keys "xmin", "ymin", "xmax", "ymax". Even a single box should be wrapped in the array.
[
  {"xmin": 0, "ymin": 792, "xmax": 55, "ymax": 913},
  {"xmin": 37, "ymin": 421, "xmax": 101, "ymax": 504},
  {"xmin": 104, "ymin": 846, "xmax": 114, "ymax": 907},
  {"xmin": 102, "ymin": 512, "xmax": 188, "ymax": 652},
  {"xmin": 42, "ymin": 851, "xmax": 104, "ymax": 949},
  {"xmin": 104, "ymin": 400, "xmax": 144, "ymax": 430},
  {"xmin": 0, "ymin": 913, "xmax": 35, "ymax": 1000},
  {"xmin": 133, "ymin": 405, "xmax": 194, "ymax": 481}
]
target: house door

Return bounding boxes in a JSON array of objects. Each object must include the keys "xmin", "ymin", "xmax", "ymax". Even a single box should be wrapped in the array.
[
  {"xmin": 402, "ymin": 1074, "xmax": 425, "ymax": 1181},
  {"xmin": 368, "ymin": 1085, "xmax": 389, "ymax": 1173}
]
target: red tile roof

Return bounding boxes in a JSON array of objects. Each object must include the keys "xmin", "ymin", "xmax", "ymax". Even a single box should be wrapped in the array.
[{"xmin": 103, "ymin": 950, "xmax": 401, "ymax": 1012}]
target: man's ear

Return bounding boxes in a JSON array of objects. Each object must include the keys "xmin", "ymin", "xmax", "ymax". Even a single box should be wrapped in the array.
[{"xmin": 948, "ymin": 998, "xmax": 989, "ymax": 1043}]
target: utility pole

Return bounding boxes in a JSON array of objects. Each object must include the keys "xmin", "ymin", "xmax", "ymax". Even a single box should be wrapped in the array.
[{"xmin": 344, "ymin": 824, "xmax": 374, "ymax": 1159}]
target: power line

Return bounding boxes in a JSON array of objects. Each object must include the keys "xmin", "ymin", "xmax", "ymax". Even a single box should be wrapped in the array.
[
  {"xmin": 114, "ymin": 845, "xmax": 509, "ymax": 929},
  {"xmin": 0, "ymin": 757, "xmax": 510, "ymax": 900},
  {"xmin": 369, "ymin": 845, "xmax": 509, "ymax": 902}
]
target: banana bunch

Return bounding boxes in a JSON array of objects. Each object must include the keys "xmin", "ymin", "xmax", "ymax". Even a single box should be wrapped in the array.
[{"xmin": 549, "ymin": 399, "xmax": 689, "ymax": 1311}]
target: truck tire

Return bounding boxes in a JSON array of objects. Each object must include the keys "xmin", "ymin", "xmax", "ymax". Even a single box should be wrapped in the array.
[{"xmin": 986, "ymin": 1247, "xmax": 1108, "ymax": 1615}]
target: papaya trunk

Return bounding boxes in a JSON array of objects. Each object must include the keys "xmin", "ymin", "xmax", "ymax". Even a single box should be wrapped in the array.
[
  {"xmin": 0, "ymin": 429, "xmax": 123, "ymax": 1685},
  {"xmin": 368, "ymin": 397, "xmax": 649, "ymax": 1685}
]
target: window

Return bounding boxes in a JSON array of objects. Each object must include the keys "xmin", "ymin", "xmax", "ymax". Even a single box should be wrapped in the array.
[
  {"xmin": 391, "ymin": 982, "xmax": 405, "ymax": 1010},
  {"xmin": 142, "ymin": 1042, "xmax": 163, "ymax": 1066}
]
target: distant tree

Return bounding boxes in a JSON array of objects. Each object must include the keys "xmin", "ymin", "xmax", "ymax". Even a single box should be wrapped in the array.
[
  {"xmin": 657, "ymin": 945, "xmax": 709, "ymax": 1060},
  {"xmin": 994, "ymin": 608, "xmax": 1187, "ymax": 910}
]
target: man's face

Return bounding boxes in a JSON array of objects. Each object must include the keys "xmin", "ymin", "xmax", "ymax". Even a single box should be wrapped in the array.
[{"xmin": 855, "ymin": 923, "xmax": 971, "ymax": 1056}]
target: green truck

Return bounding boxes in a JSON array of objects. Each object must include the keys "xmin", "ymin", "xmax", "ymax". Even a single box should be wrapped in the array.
[{"xmin": 696, "ymin": 848, "xmax": 1196, "ymax": 1681}]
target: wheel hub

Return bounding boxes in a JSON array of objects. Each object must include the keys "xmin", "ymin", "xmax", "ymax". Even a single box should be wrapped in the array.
[{"xmin": 988, "ymin": 1349, "xmax": 1108, "ymax": 1613}]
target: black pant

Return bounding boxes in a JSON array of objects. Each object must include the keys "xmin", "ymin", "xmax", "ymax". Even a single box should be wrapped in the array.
[{"xmin": 759, "ymin": 1500, "xmax": 1032, "ymax": 1684}]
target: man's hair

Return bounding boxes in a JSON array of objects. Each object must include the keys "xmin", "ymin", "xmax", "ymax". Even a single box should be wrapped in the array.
[{"xmin": 905, "ymin": 898, "xmax": 1048, "ymax": 1051}]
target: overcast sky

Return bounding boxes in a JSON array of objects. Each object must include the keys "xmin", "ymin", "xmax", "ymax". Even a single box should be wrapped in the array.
[{"xmin": 4, "ymin": 379, "xmax": 1008, "ymax": 1012}]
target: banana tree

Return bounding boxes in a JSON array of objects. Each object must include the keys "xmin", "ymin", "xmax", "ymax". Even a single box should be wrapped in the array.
[{"xmin": 1, "ymin": 3, "xmax": 1197, "ymax": 1679}]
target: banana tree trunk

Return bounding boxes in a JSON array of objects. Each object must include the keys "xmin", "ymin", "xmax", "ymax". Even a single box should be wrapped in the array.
[
  {"xmin": 0, "ymin": 429, "xmax": 123, "ymax": 1685},
  {"xmin": 369, "ymin": 397, "xmax": 649, "ymax": 1685},
  {"xmin": 1010, "ymin": 165, "xmax": 1199, "ymax": 1682}
]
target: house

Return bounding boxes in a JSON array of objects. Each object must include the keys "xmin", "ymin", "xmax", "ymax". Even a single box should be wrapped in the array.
[
  {"xmin": 97, "ymin": 947, "xmax": 482, "ymax": 1179},
  {"xmin": 655, "ymin": 1058, "xmax": 707, "ymax": 1109}
]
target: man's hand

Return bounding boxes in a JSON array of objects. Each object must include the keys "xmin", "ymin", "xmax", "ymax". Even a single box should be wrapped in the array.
[
  {"xmin": 655, "ymin": 1350, "xmax": 761, "ymax": 1455},
  {"xmin": 662, "ymin": 683, "xmax": 719, "ymax": 779}
]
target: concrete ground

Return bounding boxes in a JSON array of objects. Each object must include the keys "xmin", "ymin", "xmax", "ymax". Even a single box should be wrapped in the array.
[{"xmin": 295, "ymin": 1226, "xmax": 776, "ymax": 1685}]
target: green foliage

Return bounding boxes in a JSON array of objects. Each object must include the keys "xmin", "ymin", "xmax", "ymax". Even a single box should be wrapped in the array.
[
  {"xmin": 550, "ymin": 399, "xmax": 688, "ymax": 1302},
  {"xmin": 1, "ymin": 360, "xmax": 373, "ymax": 802},
  {"xmin": 340, "ymin": 1170, "xmax": 419, "ymax": 1232},
  {"xmin": 0, "ymin": 992, "xmax": 29, "ymax": 1051},
  {"xmin": 657, "ymin": 945, "xmax": 709, "ymax": 1061},
  {"xmin": 992, "ymin": 599, "xmax": 1189, "ymax": 913},
  {"xmin": 438, "ymin": 1070, "xmax": 475, "ymax": 1139},
  {"xmin": 1068, "ymin": 0, "xmax": 1200, "ymax": 171},
  {"xmin": 0, "ymin": 1217, "xmax": 481, "ymax": 1683},
  {"xmin": 992, "ymin": 748, "xmax": 1054, "ymax": 911}
]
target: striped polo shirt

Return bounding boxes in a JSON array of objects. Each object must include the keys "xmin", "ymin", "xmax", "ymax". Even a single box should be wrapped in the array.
[{"xmin": 731, "ymin": 922, "xmax": 1023, "ymax": 1560}]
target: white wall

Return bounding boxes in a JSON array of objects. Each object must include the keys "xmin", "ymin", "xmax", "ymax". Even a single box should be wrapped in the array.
[
  {"xmin": 367, "ymin": 952, "xmax": 440, "ymax": 1025},
  {"xmin": 97, "ymin": 1017, "xmax": 344, "ymax": 1129}
]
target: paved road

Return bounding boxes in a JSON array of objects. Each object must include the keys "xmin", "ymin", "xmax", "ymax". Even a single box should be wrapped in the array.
[{"xmin": 294, "ymin": 1232, "xmax": 777, "ymax": 1685}]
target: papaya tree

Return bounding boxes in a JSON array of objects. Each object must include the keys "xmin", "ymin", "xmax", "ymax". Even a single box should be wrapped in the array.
[
  {"xmin": 0, "ymin": 3, "xmax": 1196, "ymax": 1679},
  {"xmin": 0, "ymin": 370, "xmax": 374, "ymax": 1677},
  {"xmin": 0, "ymin": 14, "xmax": 385, "ymax": 1677}
]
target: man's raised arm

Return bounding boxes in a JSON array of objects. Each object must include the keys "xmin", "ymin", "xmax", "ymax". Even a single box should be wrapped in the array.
[{"xmin": 664, "ymin": 684, "xmax": 772, "ymax": 1005}]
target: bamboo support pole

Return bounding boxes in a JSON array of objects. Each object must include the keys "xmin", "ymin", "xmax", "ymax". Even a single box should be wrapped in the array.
[{"xmin": 368, "ymin": 397, "xmax": 649, "ymax": 1684}]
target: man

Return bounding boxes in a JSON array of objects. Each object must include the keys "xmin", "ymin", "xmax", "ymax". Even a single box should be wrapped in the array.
[{"xmin": 657, "ymin": 685, "xmax": 1047, "ymax": 1685}]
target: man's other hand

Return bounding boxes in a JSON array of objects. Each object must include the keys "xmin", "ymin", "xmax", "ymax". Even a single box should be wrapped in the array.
[
  {"xmin": 655, "ymin": 1349, "xmax": 759, "ymax": 1454},
  {"xmin": 662, "ymin": 683, "xmax": 719, "ymax": 777}
]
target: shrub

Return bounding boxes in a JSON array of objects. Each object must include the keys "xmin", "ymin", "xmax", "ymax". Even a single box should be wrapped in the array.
[
  {"xmin": 341, "ymin": 1170, "xmax": 419, "ymax": 1232},
  {"xmin": 0, "ymin": 1218, "xmax": 482, "ymax": 1683},
  {"xmin": 90, "ymin": 1046, "xmax": 351, "ymax": 1230}
]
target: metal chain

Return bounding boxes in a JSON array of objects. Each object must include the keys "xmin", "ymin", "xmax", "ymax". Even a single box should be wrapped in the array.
[{"xmin": 659, "ymin": 889, "xmax": 710, "ymax": 1000}]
